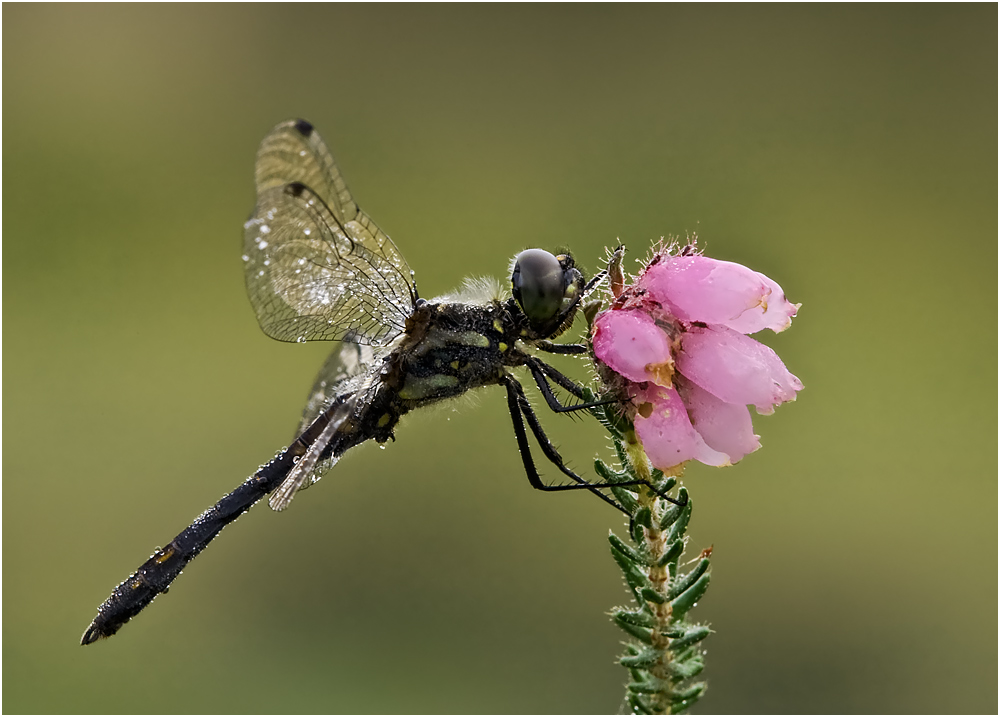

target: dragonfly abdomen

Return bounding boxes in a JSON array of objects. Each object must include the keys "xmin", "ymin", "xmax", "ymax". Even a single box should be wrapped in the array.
[{"xmin": 81, "ymin": 395, "xmax": 351, "ymax": 644}]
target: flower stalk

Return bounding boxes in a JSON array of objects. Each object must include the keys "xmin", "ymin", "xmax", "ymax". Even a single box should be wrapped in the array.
[{"xmin": 590, "ymin": 396, "xmax": 711, "ymax": 715}]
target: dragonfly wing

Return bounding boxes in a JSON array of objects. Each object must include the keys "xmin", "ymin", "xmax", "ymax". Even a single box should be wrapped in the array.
[
  {"xmin": 254, "ymin": 119, "xmax": 355, "ymax": 219},
  {"xmin": 298, "ymin": 337, "xmax": 376, "ymax": 436},
  {"xmin": 244, "ymin": 120, "xmax": 415, "ymax": 346},
  {"xmin": 269, "ymin": 396, "xmax": 358, "ymax": 512}
]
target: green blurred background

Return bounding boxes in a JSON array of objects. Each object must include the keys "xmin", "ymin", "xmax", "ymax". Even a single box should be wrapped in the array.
[{"xmin": 3, "ymin": 5, "xmax": 996, "ymax": 714}]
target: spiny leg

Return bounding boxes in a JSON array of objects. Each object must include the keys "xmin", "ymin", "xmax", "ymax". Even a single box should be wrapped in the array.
[
  {"xmin": 527, "ymin": 356, "xmax": 587, "ymax": 399},
  {"xmin": 583, "ymin": 269, "xmax": 607, "ymax": 295},
  {"xmin": 523, "ymin": 361, "xmax": 687, "ymax": 508},
  {"xmin": 502, "ymin": 374, "xmax": 682, "ymax": 512},
  {"xmin": 534, "ymin": 340, "xmax": 588, "ymax": 355},
  {"xmin": 523, "ymin": 356, "xmax": 617, "ymax": 413},
  {"xmin": 502, "ymin": 374, "xmax": 627, "ymax": 513}
]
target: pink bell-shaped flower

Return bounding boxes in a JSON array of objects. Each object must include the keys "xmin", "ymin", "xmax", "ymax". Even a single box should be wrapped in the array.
[{"xmin": 591, "ymin": 243, "xmax": 802, "ymax": 473}]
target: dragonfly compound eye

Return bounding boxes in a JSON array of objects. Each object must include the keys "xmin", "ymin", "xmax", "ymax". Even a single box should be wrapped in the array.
[{"xmin": 511, "ymin": 249, "xmax": 566, "ymax": 330}]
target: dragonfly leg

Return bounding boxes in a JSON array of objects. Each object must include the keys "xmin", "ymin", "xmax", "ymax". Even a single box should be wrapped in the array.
[
  {"xmin": 524, "ymin": 356, "xmax": 618, "ymax": 413},
  {"xmin": 534, "ymin": 340, "xmax": 588, "ymax": 355},
  {"xmin": 582, "ymin": 269, "xmax": 608, "ymax": 296},
  {"xmin": 502, "ymin": 374, "xmax": 628, "ymax": 514},
  {"xmin": 501, "ymin": 374, "xmax": 684, "ymax": 512}
]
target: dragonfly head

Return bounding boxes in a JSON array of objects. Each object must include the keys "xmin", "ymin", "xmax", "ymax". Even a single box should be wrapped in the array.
[{"xmin": 510, "ymin": 249, "xmax": 585, "ymax": 339}]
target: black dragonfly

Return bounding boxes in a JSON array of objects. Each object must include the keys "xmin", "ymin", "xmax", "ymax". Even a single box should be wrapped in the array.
[{"xmin": 81, "ymin": 119, "xmax": 667, "ymax": 645}]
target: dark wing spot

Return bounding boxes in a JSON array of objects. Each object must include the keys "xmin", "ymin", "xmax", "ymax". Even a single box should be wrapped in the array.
[
  {"xmin": 286, "ymin": 181, "xmax": 307, "ymax": 197},
  {"xmin": 293, "ymin": 119, "xmax": 314, "ymax": 137}
]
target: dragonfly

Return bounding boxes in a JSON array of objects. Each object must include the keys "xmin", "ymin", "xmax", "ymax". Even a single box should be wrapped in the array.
[{"xmin": 80, "ymin": 119, "xmax": 669, "ymax": 646}]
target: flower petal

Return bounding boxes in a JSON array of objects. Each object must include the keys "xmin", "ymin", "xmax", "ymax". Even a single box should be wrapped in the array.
[
  {"xmin": 640, "ymin": 255, "xmax": 798, "ymax": 334},
  {"xmin": 677, "ymin": 378, "xmax": 760, "ymax": 462},
  {"xmin": 632, "ymin": 383, "xmax": 729, "ymax": 471},
  {"xmin": 592, "ymin": 309, "xmax": 674, "ymax": 386},
  {"xmin": 676, "ymin": 324, "xmax": 803, "ymax": 414},
  {"xmin": 725, "ymin": 272, "xmax": 800, "ymax": 334}
]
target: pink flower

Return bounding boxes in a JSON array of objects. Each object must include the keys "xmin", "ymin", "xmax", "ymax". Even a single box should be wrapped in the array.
[{"xmin": 591, "ymin": 244, "xmax": 802, "ymax": 473}]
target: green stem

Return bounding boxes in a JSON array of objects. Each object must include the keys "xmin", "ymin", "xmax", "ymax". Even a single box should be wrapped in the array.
[
  {"xmin": 599, "ymin": 412, "xmax": 710, "ymax": 715},
  {"xmin": 624, "ymin": 429, "xmax": 676, "ymax": 714}
]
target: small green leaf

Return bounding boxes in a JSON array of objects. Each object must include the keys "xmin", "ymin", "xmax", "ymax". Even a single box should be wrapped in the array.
[
  {"xmin": 639, "ymin": 587, "xmax": 666, "ymax": 604},
  {"xmin": 668, "ymin": 558, "xmax": 711, "ymax": 599},
  {"xmin": 669, "ymin": 624, "xmax": 711, "ymax": 652},
  {"xmin": 666, "ymin": 489, "xmax": 692, "ymax": 543},
  {"xmin": 619, "ymin": 645, "xmax": 662, "ymax": 668},
  {"xmin": 634, "ymin": 505, "xmax": 653, "ymax": 529},
  {"xmin": 594, "ymin": 458, "xmax": 629, "ymax": 483},
  {"xmin": 673, "ymin": 682, "xmax": 707, "ymax": 702},
  {"xmin": 657, "ymin": 538, "xmax": 684, "ymax": 568},
  {"xmin": 630, "ymin": 519, "xmax": 645, "ymax": 544},
  {"xmin": 671, "ymin": 573, "xmax": 711, "ymax": 620},
  {"xmin": 672, "ymin": 697, "xmax": 700, "ymax": 715},
  {"xmin": 613, "ymin": 608, "xmax": 654, "ymax": 628},
  {"xmin": 652, "ymin": 473, "xmax": 675, "ymax": 496},
  {"xmin": 658, "ymin": 502, "xmax": 682, "ymax": 530},
  {"xmin": 672, "ymin": 645, "xmax": 698, "ymax": 664},
  {"xmin": 613, "ymin": 439, "xmax": 630, "ymax": 470},
  {"xmin": 610, "ymin": 484, "xmax": 639, "ymax": 513},
  {"xmin": 612, "ymin": 549, "xmax": 651, "ymax": 592},
  {"xmin": 627, "ymin": 674, "xmax": 669, "ymax": 694},
  {"xmin": 672, "ymin": 682, "xmax": 707, "ymax": 714},
  {"xmin": 614, "ymin": 617, "xmax": 654, "ymax": 644},
  {"xmin": 608, "ymin": 535, "xmax": 650, "ymax": 591},
  {"xmin": 628, "ymin": 694, "xmax": 652, "ymax": 715},
  {"xmin": 667, "ymin": 652, "xmax": 705, "ymax": 679},
  {"xmin": 609, "ymin": 533, "xmax": 649, "ymax": 567}
]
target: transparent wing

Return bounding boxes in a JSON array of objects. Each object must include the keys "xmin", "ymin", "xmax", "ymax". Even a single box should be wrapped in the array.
[
  {"xmin": 297, "ymin": 337, "xmax": 377, "ymax": 435},
  {"xmin": 254, "ymin": 119, "xmax": 354, "ymax": 217},
  {"xmin": 270, "ymin": 395, "xmax": 358, "ymax": 512},
  {"xmin": 244, "ymin": 119, "xmax": 415, "ymax": 346},
  {"xmin": 273, "ymin": 339, "xmax": 382, "ymax": 508}
]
